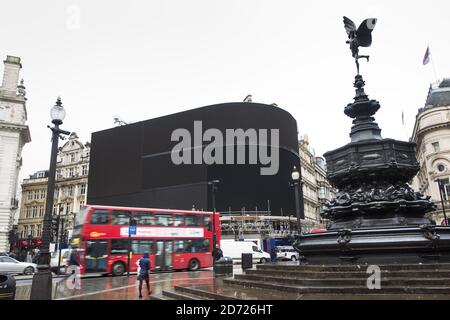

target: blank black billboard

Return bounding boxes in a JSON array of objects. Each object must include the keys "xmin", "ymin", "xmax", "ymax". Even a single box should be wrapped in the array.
[{"xmin": 87, "ymin": 102, "xmax": 301, "ymax": 216}]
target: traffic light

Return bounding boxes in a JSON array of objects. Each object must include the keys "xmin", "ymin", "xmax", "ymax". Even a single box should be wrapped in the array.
[{"xmin": 51, "ymin": 215, "xmax": 60, "ymax": 239}]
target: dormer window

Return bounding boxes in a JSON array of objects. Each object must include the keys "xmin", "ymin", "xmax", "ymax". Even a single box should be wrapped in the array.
[{"xmin": 432, "ymin": 142, "xmax": 440, "ymax": 153}]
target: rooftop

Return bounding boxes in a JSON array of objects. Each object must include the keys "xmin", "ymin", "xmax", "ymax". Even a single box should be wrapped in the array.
[{"xmin": 423, "ymin": 78, "xmax": 450, "ymax": 110}]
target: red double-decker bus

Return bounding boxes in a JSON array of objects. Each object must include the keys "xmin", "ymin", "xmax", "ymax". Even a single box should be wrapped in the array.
[{"xmin": 70, "ymin": 205, "xmax": 221, "ymax": 276}]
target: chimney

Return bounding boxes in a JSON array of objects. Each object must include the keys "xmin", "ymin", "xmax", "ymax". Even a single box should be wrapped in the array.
[{"xmin": 1, "ymin": 55, "xmax": 22, "ymax": 93}]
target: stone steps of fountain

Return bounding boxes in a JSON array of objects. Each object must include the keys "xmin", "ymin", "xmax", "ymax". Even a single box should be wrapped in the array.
[
  {"xmin": 256, "ymin": 263, "xmax": 450, "ymax": 272},
  {"xmin": 245, "ymin": 268, "xmax": 450, "ymax": 279},
  {"xmin": 234, "ymin": 273, "xmax": 450, "ymax": 287},
  {"xmin": 223, "ymin": 277, "xmax": 450, "ymax": 295}
]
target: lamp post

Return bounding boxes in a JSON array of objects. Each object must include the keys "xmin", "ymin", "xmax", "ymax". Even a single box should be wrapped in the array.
[
  {"xmin": 437, "ymin": 179, "xmax": 449, "ymax": 225},
  {"xmin": 208, "ymin": 180, "xmax": 220, "ymax": 261},
  {"xmin": 30, "ymin": 97, "xmax": 70, "ymax": 300},
  {"xmin": 291, "ymin": 166, "xmax": 304, "ymax": 235}
]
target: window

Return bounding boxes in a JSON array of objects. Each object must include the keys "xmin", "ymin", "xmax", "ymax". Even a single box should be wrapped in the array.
[
  {"xmin": 185, "ymin": 215, "xmax": 202, "ymax": 227},
  {"xmin": 80, "ymin": 184, "xmax": 87, "ymax": 195},
  {"xmin": 110, "ymin": 239, "xmax": 128, "ymax": 255},
  {"xmin": 441, "ymin": 178, "xmax": 450, "ymax": 201},
  {"xmin": 39, "ymin": 206, "xmax": 44, "ymax": 217},
  {"xmin": 203, "ymin": 216, "xmax": 212, "ymax": 231},
  {"xmin": 40, "ymin": 190, "xmax": 46, "ymax": 199},
  {"xmin": 319, "ymin": 186, "xmax": 326, "ymax": 199},
  {"xmin": 79, "ymin": 201, "xmax": 85, "ymax": 210},
  {"xmin": 155, "ymin": 213, "xmax": 173, "ymax": 226},
  {"xmin": 32, "ymin": 206, "xmax": 37, "ymax": 218},
  {"xmin": 56, "ymin": 170, "xmax": 62, "ymax": 180},
  {"xmin": 134, "ymin": 211, "xmax": 155, "ymax": 226},
  {"xmin": 68, "ymin": 185, "xmax": 74, "ymax": 196},
  {"xmin": 54, "ymin": 188, "xmax": 59, "ymax": 198},
  {"xmin": 0, "ymin": 257, "xmax": 16, "ymax": 263},
  {"xmin": 65, "ymin": 203, "xmax": 72, "ymax": 215},
  {"xmin": 34, "ymin": 191, "xmax": 38, "ymax": 200},
  {"xmin": 26, "ymin": 207, "xmax": 31, "ymax": 218},
  {"xmin": 82, "ymin": 165, "xmax": 88, "ymax": 176},
  {"xmin": 438, "ymin": 164, "xmax": 446, "ymax": 172},
  {"xmin": 112, "ymin": 210, "xmax": 131, "ymax": 225},
  {"xmin": 90, "ymin": 210, "xmax": 110, "ymax": 224},
  {"xmin": 132, "ymin": 240, "xmax": 155, "ymax": 254},
  {"xmin": 37, "ymin": 225, "xmax": 41, "ymax": 237},
  {"xmin": 69, "ymin": 168, "xmax": 75, "ymax": 177},
  {"xmin": 24, "ymin": 226, "xmax": 28, "ymax": 237},
  {"xmin": 71, "ymin": 153, "xmax": 76, "ymax": 162},
  {"xmin": 30, "ymin": 225, "xmax": 35, "ymax": 237},
  {"xmin": 27, "ymin": 191, "xmax": 32, "ymax": 200},
  {"xmin": 432, "ymin": 142, "xmax": 440, "ymax": 153},
  {"xmin": 173, "ymin": 214, "xmax": 184, "ymax": 227},
  {"xmin": 174, "ymin": 239, "xmax": 210, "ymax": 253}
]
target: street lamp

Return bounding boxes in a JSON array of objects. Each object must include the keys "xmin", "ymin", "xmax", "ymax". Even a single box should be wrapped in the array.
[
  {"xmin": 30, "ymin": 97, "xmax": 70, "ymax": 300},
  {"xmin": 437, "ymin": 179, "xmax": 449, "ymax": 225},
  {"xmin": 291, "ymin": 166, "xmax": 304, "ymax": 235},
  {"xmin": 208, "ymin": 180, "xmax": 220, "ymax": 257}
]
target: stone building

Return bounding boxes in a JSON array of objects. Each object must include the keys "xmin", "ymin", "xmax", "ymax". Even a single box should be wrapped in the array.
[
  {"xmin": 299, "ymin": 135, "xmax": 335, "ymax": 226},
  {"xmin": 17, "ymin": 133, "xmax": 90, "ymax": 245},
  {"xmin": 411, "ymin": 78, "xmax": 450, "ymax": 224},
  {"xmin": 0, "ymin": 56, "xmax": 31, "ymax": 252}
]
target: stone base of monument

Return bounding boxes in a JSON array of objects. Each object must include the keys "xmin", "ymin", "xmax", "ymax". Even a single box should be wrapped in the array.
[
  {"xmin": 222, "ymin": 262, "xmax": 450, "ymax": 297},
  {"xmin": 295, "ymin": 226, "xmax": 450, "ymax": 265}
]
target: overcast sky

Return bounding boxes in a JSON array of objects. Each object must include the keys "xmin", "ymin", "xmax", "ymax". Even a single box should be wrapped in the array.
[{"xmin": 1, "ymin": 0, "xmax": 450, "ymax": 184}]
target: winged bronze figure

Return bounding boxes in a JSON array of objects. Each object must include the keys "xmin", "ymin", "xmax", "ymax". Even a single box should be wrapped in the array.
[{"xmin": 343, "ymin": 16, "xmax": 377, "ymax": 74}]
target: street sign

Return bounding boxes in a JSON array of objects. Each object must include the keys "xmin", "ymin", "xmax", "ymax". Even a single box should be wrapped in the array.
[{"xmin": 129, "ymin": 226, "xmax": 137, "ymax": 235}]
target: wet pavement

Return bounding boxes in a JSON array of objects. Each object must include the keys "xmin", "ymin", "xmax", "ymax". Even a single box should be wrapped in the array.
[
  {"xmin": 15, "ymin": 268, "xmax": 227, "ymax": 300},
  {"xmin": 14, "ymin": 263, "xmax": 450, "ymax": 300}
]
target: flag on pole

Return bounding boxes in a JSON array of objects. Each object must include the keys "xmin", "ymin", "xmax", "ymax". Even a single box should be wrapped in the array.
[
  {"xmin": 402, "ymin": 110, "xmax": 404, "ymax": 125},
  {"xmin": 423, "ymin": 46, "xmax": 431, "ymax": 65}
]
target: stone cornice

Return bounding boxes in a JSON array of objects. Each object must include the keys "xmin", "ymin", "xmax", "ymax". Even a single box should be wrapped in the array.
[{"xmin": 0, "ymin": 121, "xmax": 31, "ymax": 143}]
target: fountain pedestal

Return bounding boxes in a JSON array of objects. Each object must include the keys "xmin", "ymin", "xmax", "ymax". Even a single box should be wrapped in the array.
[{"xmin": 294, "ymin": 75, "xmax": 450, "ymax": 264}]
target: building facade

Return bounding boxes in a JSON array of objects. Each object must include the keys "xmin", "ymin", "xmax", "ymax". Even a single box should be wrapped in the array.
[
  {"xmin": 412, "ymin": 78, "xmax": 450, "ymax": 224},
  {"xmin": 0, "ymin": 56, "xmax": 31, "ymax": 252},
  {"xmin": 299, "ymin": 135, "xmax": 335, "ymax": 225},
  {"xmin": 17, "ymin": 133, "xmax": 89, "ymax": 246}
]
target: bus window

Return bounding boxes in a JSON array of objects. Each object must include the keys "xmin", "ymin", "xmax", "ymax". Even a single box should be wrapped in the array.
[
  {"xmin": 110, "ymin": 239, "xmax": 128, "ymax": 254},
  {"xmin": 174, "ymin": 240, "xmax": 185, "ymax": 253},
  {"xmin": 74, "ymin": 206, "xmax": 89, "ymax": 227},
  {"xmin": 156, "ymin": 214, "xmax": 173, "ymax": 226},
  {"xmin": 132, "ymin": 239, "xmax": 155, "ymax": 254},
  {"xmin": 112, "ymin": 210, "xmax": 131, "ymax": 225},
  {"xmin": 90, "ymin": 210, "xmax": 110, "ymax": 224},
  {"xmin": 182, "ymin": 239, "xmax": 210, "ymax": 253},
  {"xmin": 134, "ymin": 211, "xmax": 155, "ymax": 226},
  {"xmin": 203, "ymin": 216, "xmax": 212, "ymax": 231},
  {"xmin": 173, "ymin": 214, "xmax": 184, "ymax": 227},
  {"xmin": 185, "ymin": 215, "xmax": 202, "ymax": 227}
]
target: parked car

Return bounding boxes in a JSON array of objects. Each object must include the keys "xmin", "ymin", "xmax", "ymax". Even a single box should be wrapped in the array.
[
  {"xmin": 0, "ymin": 256, "xmax": 36, "ymax": 275},
  {"xmin": 274, "ymin": 246, "xmax": 299, "ymax": 261},
  {"xmin": 220, "ymin": 240, "xmax": 271, "ymax": 264}
]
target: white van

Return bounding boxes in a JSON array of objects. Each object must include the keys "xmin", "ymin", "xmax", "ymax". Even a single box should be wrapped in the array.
[
  {"xmin": 220, "ymin": 240, "xmax": 271, "ymax": 264},
  {"xmin": 50, "ymin": 249, "xmax": 70, "ymax": 273}
]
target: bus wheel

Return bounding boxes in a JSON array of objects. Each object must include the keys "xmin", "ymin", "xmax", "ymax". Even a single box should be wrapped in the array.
[
  {"xmin": 112, "ymin": 262, "xmax": 125, "ymax": 276},
  {"xmin": 188, "ymin": 259, "xmax": 200, "ymax": 271}
]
